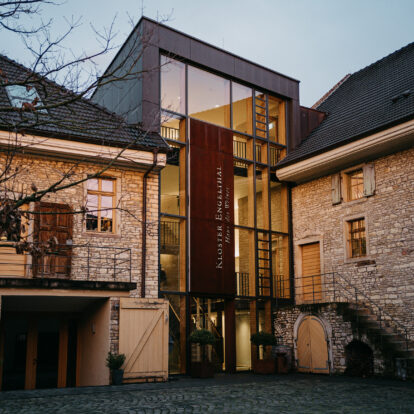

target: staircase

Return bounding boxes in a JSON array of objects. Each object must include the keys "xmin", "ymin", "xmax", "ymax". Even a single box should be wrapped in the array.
[
  {"xmin": 256, "ymin": 231, "xmax": 272, "ymax": 297},
  {"xmin": 287, "ymin": 271, "xmax": 414, "ymax": 379},
  {"xmin": 339, "ymin": 302, "xmax": 414, "ymax": 378},
  {"xmin": 254, "ymin": 92, "xmax": 268, "ymax": 139}
]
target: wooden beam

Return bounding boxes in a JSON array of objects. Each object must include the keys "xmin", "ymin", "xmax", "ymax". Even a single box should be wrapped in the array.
[
  {"xmin": 25, "ymin": 319, "xmax": 37, "ymax": 390},
  {"xmin": 57, "ymin": 320, "xmax": 68, "ymax": 388}
]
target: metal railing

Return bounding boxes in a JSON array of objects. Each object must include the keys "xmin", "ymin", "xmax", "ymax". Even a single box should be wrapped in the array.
[
  {"xmin": 286, "ymin": 272, "xmax": 412, "ymax": 351},
  {"xmin": 233, "ymin": 140, "xmax": 247, "ymax": 159},
  {"xmin": 0, "ymin": 242, "xmax": 132, "ymax": 282},
  {"xmin": 236, "ymin": 272, "xmax": 249, "ymax": 296},
  {"xmin": 255, "ymin": 144, "xmax": 262, "ymax": 163},
  {"xmin": 273, "ymin": 274, "xmax": 290, "ymax": 299},
  {"xmin": 270, "ymin": 147, "xmax": 283, "ymax": 166},
  {"xmin": 161, "ymin": 126, "xmax": 180, "ymax": 141},
  {"xmin": 160, "ymin": 220, "xmax": 179, "ymax": 247}
]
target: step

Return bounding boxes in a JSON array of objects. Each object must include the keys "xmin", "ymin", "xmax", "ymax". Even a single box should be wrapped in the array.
[{"xmin": 395, "ymin": 349, "xmax": 414, "ymax": 358}]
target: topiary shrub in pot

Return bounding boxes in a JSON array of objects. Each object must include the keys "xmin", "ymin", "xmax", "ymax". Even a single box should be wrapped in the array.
[
  {"xmin": 106, "ymin": 352, "xmax": 126, "ymax": 385},
  {"xmin": 250, "ymin": 331, "xmax": 277, "ymax": 374},
  {"xmin": 189, "ymin": 329, "xmax": 216, "ymax": 378}
]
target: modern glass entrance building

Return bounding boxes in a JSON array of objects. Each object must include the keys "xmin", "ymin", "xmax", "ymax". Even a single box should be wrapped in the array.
[{"xmin": 93, "ymin": 17, "xmax": 302, "ymax": 375}]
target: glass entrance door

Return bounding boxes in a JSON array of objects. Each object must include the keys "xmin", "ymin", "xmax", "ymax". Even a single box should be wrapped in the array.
[{"xmin": 190, "ymin": 297, "xmax": 225, "ymax": 371}]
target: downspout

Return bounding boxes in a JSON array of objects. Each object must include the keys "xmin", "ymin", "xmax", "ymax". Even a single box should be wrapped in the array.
[{"xmin": 141, "ymin": 149, "xmax": 159, "ymax": 298}]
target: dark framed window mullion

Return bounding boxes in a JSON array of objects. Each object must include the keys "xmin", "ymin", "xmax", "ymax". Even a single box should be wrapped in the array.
[
  {"xmin": 230, "ymin": 81, "xmax": 233, "ymax": 131},
  {"xmin": 185, "ymin": 61, "xmax": 190, "ymax": 295},
  {"xmin": 234, "ymin": 223, "xmax": 255, "ymax": 232}
]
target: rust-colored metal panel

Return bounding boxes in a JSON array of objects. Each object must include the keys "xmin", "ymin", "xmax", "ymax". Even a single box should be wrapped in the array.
[
  {"xmin": 189, "ymin": 119, "xmax": 235, "ymax": 295},
  {"xmin": 300, "ymin": 106, "xmax": 327, "ymax": 142}
]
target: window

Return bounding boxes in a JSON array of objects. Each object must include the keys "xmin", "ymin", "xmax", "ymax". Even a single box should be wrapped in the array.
[
  {"xmin": 161, "ymin": 111, "xmax": 186, "ymax": 142},
  {"xmin": 5, "ymin": 85, "xmax": 47, "ymax": 113},
  {"xmin": 188, "ymin": 65, "xmax": 230, "ymax": 128},
  {"xmin": 86, "ymin": 178, "xmax": 115, "ymax": 232},
  {"xmin": 268, "ymin": 96, "xmax": 286, "ymax": 145},
  {"xmin": 232, "ymin": 82, "xmax": 253, "ymax": 135},
  {"xmin": 348, "ymin": 218, "xmax": 366, "ymax": 258},
  {"xmin": 160, "ymin": 56, "xmax": 186, "ymax": 114},
  {"xmin": 346, "ymin": 169, "xmax": 364, "ymax": 201},
  {"xmin": 332, "ymin": 164, "xmax": 375, "ymax": 205}
]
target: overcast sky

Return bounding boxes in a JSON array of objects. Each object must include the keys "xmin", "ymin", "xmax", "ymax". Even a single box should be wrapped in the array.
[{"xmin": 1, "ymin": 0, "xmax": 413, "ymax": 107}]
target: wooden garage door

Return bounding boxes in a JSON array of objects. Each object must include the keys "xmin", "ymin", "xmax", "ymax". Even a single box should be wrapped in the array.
[
  {"xmin": 301, "ymin": 242, "xmax": 321, "ymax": 302},
  {"xmin": 297, "ymin": 315, "xmax": 329, "ymax": 374},
  {"xmin": 119, "ymin": 298, "xmax": 169, "ymax": 382}
]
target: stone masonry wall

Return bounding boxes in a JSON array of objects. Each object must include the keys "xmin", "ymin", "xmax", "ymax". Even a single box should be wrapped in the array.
[
  {"xmin": 291, "ymin": 147, "xmax": 414, "ymax": 339},
  {"xmin": 274, "ymin": 304, "xmax": 385, "ymax": 374},
  {"xmin": 2, "ymin": 153, "xmax": 160, "ymax": 353}
]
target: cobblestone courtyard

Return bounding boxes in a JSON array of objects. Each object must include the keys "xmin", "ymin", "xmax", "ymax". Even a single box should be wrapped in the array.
[{"xmin": 1, "ymin": 374, "xmax": 413, "ymax": 414}]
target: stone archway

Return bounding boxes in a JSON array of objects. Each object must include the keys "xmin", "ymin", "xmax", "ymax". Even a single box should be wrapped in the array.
[
  {"xmin": 345, "ymin": 340, "xmax": 374, "ymax": 377},
  {"xmin": 294, "ymin": 314, "xmax": 331, "ymax": 374}
]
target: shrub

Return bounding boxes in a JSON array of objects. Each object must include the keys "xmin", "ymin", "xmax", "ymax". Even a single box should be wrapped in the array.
[
  {"xmin": 189, "ymin": 329, "xmax": 216, "ymax": 345},
  {"xmin": 106, "ymin": 352, "xmax": 126, "ymax": 370},
  {"xmin": 250, "ymin": 331, "xmax": 277, "ymax": 347}
]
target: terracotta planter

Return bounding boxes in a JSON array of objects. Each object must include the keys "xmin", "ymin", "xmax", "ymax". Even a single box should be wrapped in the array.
[
  {"xmin": 190, "ymin": 361, "xmax": 215, "ymax": 378},
  {"xmin": 252, "ymin": 358, "xmax": 276, "ymax": 374}
]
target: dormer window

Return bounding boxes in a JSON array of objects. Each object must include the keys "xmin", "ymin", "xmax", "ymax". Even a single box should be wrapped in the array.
[{"xmin": 5, "ymin": 84, "xmax": 47, "ymax": 113}]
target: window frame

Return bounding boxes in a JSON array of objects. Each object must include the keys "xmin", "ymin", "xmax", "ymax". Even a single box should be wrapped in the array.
[
  {"xmin": 345, "ymin": 168, "xmax": 364, "ymax": 201},
  {"xmin": 85, "ymin": 177, "xmax": 117, "ymax": 234},
  {"xmin": 335, "ymin": 163, "xmax": 376, "ymax": 205},
  {"xmin": 343, "ymin": 215, "xmax": 369, "ymax": 261},
  {"xmin": 348, "ymin": 218, "xmax": 366, "ymax": 258},
  {"xmin": 5, "ymin": 84, "xmax": 47, "ymax": 113}
]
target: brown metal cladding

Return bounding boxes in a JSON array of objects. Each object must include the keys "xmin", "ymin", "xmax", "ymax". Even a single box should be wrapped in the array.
[
  {"xmin": 140, "ymin": 17, "xmax": 301, "ymax": 150},
  {"xmin": 189, "ymin": 119, "xmax": 235, "ymax": 296}
]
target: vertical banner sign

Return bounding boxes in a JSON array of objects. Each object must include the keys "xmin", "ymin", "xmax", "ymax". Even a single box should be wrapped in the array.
[{"xmin": 189, "ymin": 119, "xmax": 235, "ymax": 295}]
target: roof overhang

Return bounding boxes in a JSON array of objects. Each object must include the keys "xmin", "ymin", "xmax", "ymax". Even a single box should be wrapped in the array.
[
  {"xmin": 276, "ymin": 119, "xmax": 414, "ymax": 183},
  {"xmin": 0, "ymin": 130, "xmax": 166, "ymax": 172}
]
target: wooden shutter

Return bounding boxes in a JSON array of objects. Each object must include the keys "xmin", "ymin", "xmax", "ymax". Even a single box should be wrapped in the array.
[
  {"xmin": 33, "ymin": 202, "xmax": 73, "ymax": 278},
  {"xmin": 301, "ymin": 243, "xmax": 321, "ymax": 302},
  {"xmin": 331, "ymin": 173, "xmax": 341, "ymax": 205},
  {"xmin": 363, "ymin": 164, "xmax": 375, "ymax": 197}
]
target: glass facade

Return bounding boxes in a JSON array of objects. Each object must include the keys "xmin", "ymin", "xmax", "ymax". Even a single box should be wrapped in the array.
[
  {"xmin": 160, "ymin": 55, "xmax": 186, "ymax": 114},
  {"xmin": 160, "ymin": 55, "xmax": 291, "ymax": 374},
  {"xmin": 188, "ymin": 66, "xmax": 230, "ymax": 128}
]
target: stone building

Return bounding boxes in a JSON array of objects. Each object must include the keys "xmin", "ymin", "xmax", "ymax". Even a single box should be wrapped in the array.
[
  {"xmin": 0, "ymin": 54, "xmax": 170, "ymax": 390},
  {"xmin": 2, "ymin": 17, "xmax": 412, "ymax": 389},
  {"xmin": 92, "ymin": 18, "xmax": 413, "ymax": 379},
  {"xmin": 276, "ymin": 43, "xmax": 414, "ymax": 377}
]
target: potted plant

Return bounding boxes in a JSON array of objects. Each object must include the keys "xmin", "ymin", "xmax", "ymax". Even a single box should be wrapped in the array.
[
  {"xmin": 106, "ymin": 351, "xmax": 126, "ymax": 385},
  {"xmin": 250, "ymin": 331, "xmax": 277, "ymax": 374},
  {"xmin": 189, "ymin": 328, "xmax": 216, "ymax": 378}
]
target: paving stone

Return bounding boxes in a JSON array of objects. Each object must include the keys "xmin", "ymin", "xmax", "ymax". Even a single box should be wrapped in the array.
[{"xmin": 0, "ymin": 374, "xmax": 413, "ymax": 413}]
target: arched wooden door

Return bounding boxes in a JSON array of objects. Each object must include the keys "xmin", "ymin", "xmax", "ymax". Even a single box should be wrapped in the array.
[{"xmin": 297, "ymin": 315, "xmax": 329, "ymax": 374}]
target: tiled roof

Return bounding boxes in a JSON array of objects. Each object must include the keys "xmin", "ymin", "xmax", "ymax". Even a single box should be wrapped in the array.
[
  {"xmin": 0, "ymin": 54, "xmax": 169, "ymax": 152},
  {"xmin": 278, "ymin": 42, "xmax": 414, "ymax": 167}
]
